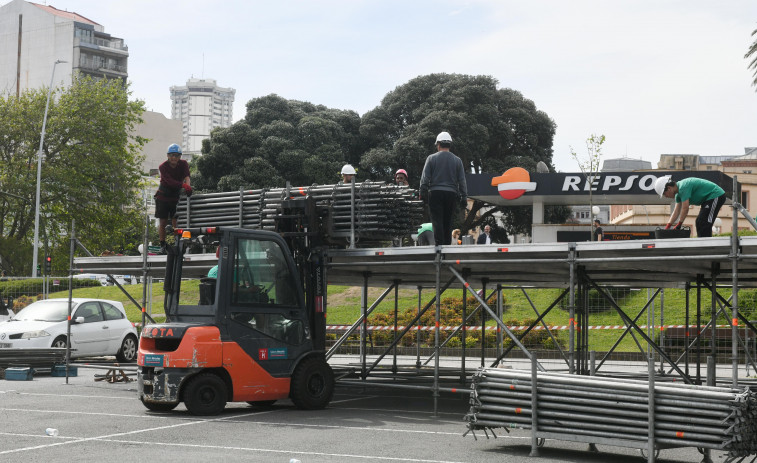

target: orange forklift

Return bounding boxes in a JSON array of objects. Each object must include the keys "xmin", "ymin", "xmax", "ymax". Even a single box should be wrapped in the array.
[{"xmin": 137, "ymin": 198, "xmax": 334, "ymax": 415}]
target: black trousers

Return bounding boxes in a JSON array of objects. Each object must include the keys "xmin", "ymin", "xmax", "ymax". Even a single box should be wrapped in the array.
[
  {"xmin": 695, "ymin": 194, "xmax": 725, "ymax": 237},
  {"xmin": 429, "ymin": 190, "xmax": 457, "ymax": 246}
]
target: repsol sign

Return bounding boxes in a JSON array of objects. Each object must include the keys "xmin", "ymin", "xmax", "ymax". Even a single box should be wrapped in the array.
[
  {"xmin": 560, "ymin": 173, "xmax": 657, "ymax": 194},
  {"xmin": 473, "ymin": 170, "xmax": 731, "ymax": 199}
]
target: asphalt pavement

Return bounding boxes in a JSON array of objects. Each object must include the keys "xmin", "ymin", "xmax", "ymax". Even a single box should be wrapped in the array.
[{"xmin": 0, "ymin": 362, "xmax": 736, "ymax": 463}]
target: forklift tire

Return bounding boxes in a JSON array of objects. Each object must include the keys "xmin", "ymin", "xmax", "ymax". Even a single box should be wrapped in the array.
[
  {"xmin": 289, "ymin": 357, "xmax": 334, "ymax": 410},
  {"xmin": 183, "ymin": 373, "xmax": 227, "ymax": 416},
  {"xmin": 140, "ymin": 398, "xmax": 179, "ymax": 412},
  {"xmin": 246, "ymin": 400, "xmax": 276, "ymax": 408}
]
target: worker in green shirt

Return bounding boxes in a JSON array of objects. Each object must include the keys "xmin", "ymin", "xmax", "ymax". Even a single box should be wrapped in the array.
[
  {"xmin": 654, "ymin": 175, "xmax": 726, "ymax": 238},
  {"xmin": 417, "ymin": 223, "xmax": 435, "ymax": 246}
]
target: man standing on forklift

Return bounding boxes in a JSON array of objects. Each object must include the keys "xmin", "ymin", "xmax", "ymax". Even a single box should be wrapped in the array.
[
  {"xmin": 654, "ymin": 175, "xmax": 726, "ymax": 238},
  {"xmin": 155, "ymin": 144, "xmax": 192, "ymax": 253}
]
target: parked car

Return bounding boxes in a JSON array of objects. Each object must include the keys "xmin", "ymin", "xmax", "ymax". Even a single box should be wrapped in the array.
[{"xmin": 0, "ymin": 298, "xmax": 138, "ymax": 362}]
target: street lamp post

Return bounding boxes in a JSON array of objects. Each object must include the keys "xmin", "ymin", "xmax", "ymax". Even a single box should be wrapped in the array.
[{"xmin": 31, "ymin": 59, "xmax": 66, "ymax": 278}]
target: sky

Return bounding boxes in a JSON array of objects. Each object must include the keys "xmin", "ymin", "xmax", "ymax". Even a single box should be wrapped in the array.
[{"xmin": 45, "ymin": 0, "xmax": 757, "ymax": 172}]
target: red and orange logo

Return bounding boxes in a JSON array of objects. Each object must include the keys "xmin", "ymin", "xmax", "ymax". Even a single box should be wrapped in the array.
[{"xmin": 491, "ymin": 167, "xmax": 537, "ymax": 200}]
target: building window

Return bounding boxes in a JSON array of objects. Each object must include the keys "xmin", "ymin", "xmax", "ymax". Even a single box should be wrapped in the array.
[{"xmin": 742, "ymin": 191, "xmax": 749, "ymax": 209}]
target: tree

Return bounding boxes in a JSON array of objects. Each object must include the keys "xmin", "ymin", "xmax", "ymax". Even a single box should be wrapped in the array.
[
  {"xmin": 570, "ymin": 134, "xmax": 605, "ymax": 237},
  {"xmin": 194, "ymin": 94, "xmax": 362, "ymax": 191},
  {"xmin": 746, "ymin": 26, "xmax": 757, "ymax": 89},
  {"xmin": 0, "ymin": 75, "xmax": 146, "ymax": 275},
  {"xmin": 360, "ymin": 73, "xmax": 568, "ymax": 236}
]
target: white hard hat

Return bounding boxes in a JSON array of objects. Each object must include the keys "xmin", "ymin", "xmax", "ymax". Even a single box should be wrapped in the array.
[
  {"xmin": 654, "ymin": 175, "xmax": 672, "ymax": 198},
  {"xmin": 436, "ymin": 131, "xmax": 453, "ymax": 144},
  {"xmin": 341, "ymin": 164, "xmax": 356, "ymax": 175}
]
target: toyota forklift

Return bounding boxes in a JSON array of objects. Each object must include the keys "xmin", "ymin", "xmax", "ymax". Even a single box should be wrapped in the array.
[{"xmin": 137, "ymin": 197, "xmax": 334, "ymax": 415}]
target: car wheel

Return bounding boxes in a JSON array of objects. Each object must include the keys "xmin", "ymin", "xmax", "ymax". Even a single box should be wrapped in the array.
[
  {"xmin": 140, "ymin": 398, "xmax": 179, "ymax": 412},
  {"xmin": 289, "ymin": 357, "xmax": 334, "ymax": 410},
  {"xmin": 51, "ymin": 336, "xmax": 68, "ymax": 349},
  {"xmin": 116, "ymin": 334, "xmax": 137, "ymax": 362},
  {"xmin": 183, "ymin": 373, "xmax": 227, "ymax": 416}
]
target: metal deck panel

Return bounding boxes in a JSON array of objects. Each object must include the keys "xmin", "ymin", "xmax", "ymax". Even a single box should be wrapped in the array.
[{"xmin": 72, "ymin": 236, "xmax": 757, "ymax": 288}]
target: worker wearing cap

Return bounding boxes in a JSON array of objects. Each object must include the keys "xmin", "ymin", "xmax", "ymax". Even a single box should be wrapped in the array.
[
  {"xmin": 341, "ymin": 164, "xmax": 356, "ymax": 183},
  {"xmin": 419, "ymin": 131, "xmax": 467, "ymax": 246},
  {"xmin": 155, "ymin": 144, "xmax": 191, "ymax": 253},
  {"xmin": 395, "ymin": 169, "xmax": 409, "ymax": 186},
  {"xmin": 654, "ymin": 175, "xmax": 726, "ymax": 238}
]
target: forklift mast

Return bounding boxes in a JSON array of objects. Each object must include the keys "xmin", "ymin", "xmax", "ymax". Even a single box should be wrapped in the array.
[{"xmin": 161, "ymin": 196, "xmax": 329, "ymax": 349}]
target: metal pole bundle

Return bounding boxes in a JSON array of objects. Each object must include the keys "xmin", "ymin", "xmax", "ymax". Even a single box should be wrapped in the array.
[
  {"xmin": 175, "ymin": 181, "xmax": 424, "ymax": 245},
  {"xmin": 464, "ymin": 367, "xmax": 757, "ymax": 459}
]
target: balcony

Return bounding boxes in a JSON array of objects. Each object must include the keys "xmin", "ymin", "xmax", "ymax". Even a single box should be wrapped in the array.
[
  {"xmin": 77, "ymin": 58, "xmax": 128, "ymax": 77},
  {"xmin": 75, "ymin": 37, "xmax": 129, "ymax": 58}
]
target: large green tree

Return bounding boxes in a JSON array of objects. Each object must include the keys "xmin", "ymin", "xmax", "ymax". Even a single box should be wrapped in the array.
[
  {"xmin": 193, "ymin": 94, "xmax": 363, "ymax": 191},
  {"xmin": 360, "ymin": 73, "xmax": 568, "ymax": 237},
  {"xmin": 0, "ymin": 75, "xmax": 146, "ymax": 275}
]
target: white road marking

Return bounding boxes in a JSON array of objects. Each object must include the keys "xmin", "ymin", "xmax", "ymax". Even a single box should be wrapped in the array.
[
  {"xmin": 5, "ymin": 391, "xmax": 136, "ymax": 400},
  {"xmin": 0, "ymin": 411, "xmax": 263, "ymax": 455}
]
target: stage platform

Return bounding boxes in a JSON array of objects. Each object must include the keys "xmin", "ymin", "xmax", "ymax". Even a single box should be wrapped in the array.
[{"xmin": 74, "ymin": 236, "xmax": 757, "ymax": 289}]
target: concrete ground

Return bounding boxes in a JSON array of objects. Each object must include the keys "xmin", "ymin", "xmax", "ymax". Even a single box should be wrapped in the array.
[{"xmin": 0, "ymin": 357, "xmax": 744, "ymax": 462}]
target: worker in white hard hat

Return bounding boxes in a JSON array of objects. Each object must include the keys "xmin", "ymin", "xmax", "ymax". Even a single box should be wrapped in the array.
[
  {"xmin": 654, "ymin": 175, "xmax": 726, "ymax": 238},
  {"xmin": 419, "ymin": 131, "xmax": 467, "ymax": 246},
  {"xmin": 341, "ymin": 164, "xmax": 356, "ymax": 183}
]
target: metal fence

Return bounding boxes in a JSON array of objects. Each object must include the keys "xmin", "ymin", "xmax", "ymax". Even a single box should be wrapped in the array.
[{"xmin": 0, "ymin": 276, "xmax": 104, "ymax": 315}]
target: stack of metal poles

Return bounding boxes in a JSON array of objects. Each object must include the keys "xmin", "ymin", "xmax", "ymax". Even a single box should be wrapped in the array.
[
  {"xmin": 465, "ymin": 368, "xmax": 757, "ymax": 458},
  {"xmin": 175, "ymin": 181, "xmax": 424, "ymax": 245}
]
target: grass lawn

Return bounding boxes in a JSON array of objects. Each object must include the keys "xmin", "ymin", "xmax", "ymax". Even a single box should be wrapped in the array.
[{"xmin": 50, "ymin": 283, "xmax": 754, "ymax": 353}]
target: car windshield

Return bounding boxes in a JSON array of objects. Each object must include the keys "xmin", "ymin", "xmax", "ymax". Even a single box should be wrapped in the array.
[{"xmin": 12, "ymin": 301, "xmax": 72, "ymax": 322}]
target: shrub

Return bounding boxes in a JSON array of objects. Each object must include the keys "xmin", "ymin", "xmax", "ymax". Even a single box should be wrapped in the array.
[
  {"xmin": 360, "ymin": 293, "xmax": 567, "ymax": 350},
  {"xmin": 0, "ymin": 278, "xmax": 100, "ymax": 298}
]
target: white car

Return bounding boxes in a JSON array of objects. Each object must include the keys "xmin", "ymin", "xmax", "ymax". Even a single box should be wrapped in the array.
[{"xmin": 0, "ymin": 298, "xmax": 138, "ymax": 362}]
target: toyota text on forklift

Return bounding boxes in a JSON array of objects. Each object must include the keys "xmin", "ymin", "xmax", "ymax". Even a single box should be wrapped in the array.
[{"xmin": 137, "ymin": 197, "xmax": 334, "ymax": 415}]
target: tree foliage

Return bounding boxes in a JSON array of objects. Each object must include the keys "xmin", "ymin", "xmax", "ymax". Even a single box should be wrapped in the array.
[
  {"xmin": 747, "ymin": 27, "xmax": 757, "ymax": 89},
  {"xmin": 193, "ymin": 94, "xmax": 363, "ymax": 191},
  {"xmin": 360, "ymin": 73, "xmax": 567, "ymax": 236},
  {"xmin": 0, "ymin": 75, "xmax": 146, "ymax": 275},
  {"xmin": 571, "ymin": 134, "xmax": 605, "ymax": 235}
]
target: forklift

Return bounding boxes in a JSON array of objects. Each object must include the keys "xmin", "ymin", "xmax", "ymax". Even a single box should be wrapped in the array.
[{"xmin": 137, "ymin": 197, "xmax": 334, "ymax": 415}]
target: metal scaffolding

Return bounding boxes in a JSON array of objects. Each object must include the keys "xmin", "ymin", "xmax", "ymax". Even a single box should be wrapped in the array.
[{"xmin": 72, "ymin": 186, "xmax": 757, "ymax": 461}]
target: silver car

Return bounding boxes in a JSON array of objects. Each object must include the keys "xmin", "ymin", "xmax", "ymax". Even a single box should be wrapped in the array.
[{"xmin": 0, "ymin": 298, "xmax": 138, "ymax": 362}]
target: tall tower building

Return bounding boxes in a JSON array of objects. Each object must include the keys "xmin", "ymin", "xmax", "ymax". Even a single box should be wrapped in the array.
[
  {"xmin": 0, "ymin": 0, "xmax": 128, "ymax": 95},
  {"xmin": 170, "ymin": 78, "xmax": 235, "ymax": 158}
]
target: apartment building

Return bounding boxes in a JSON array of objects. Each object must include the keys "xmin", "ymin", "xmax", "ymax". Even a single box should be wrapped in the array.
[
  {"xmin": 170, "ymin": 78, "xmax": 235, "ymax": 158},
  {"xmin": 0, "ymin": 0, "xmax": 128, "ymax": 95}
]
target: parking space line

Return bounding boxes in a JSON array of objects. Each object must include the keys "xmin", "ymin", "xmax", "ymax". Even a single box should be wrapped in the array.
[
  {"xmin": 1, "ymin": 404, "xmax": 472, "ymax": 435},
  {"xmin": 24, "ymin": 437, "xmax": 476, "ymax": 462},
  {"xmin": 5, "ymin": 391, "xmax": 136, "ymax": 400},
  {"xmin": 335, "ymin": 406, "xmax": 463, "ymax": 417},
  {"xmin": 0, "ymin": 411, "xmax": 265, "ymax": 455},
  {"xmin": 0, "ymin": 407, "xmax": 177, "ymax": 420}
]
